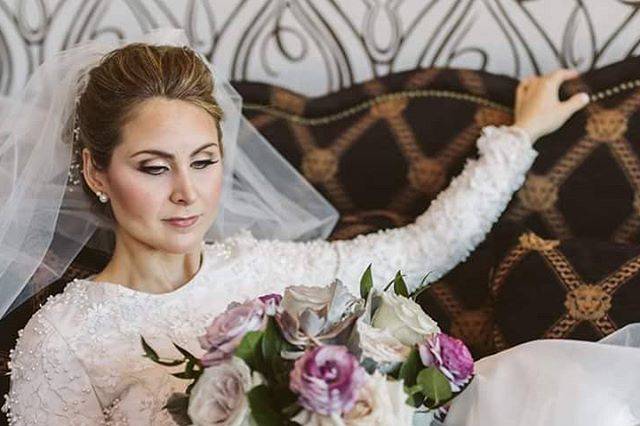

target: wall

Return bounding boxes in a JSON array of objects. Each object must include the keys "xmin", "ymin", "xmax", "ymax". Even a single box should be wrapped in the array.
[{"xmin": 1, "ymin": 0, "xmax": 639, "ymax": 96}]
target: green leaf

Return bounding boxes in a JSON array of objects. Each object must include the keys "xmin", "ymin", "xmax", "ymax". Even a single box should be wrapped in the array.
[
  {"xmin": 360, "ymin": 264, "xmax": 374, "ymax": 299},
  {"xmin": 171, "ymin": 371, "xmax": 197, "ymax": 380},
  {"xmin": 153, "ymin": 359, "xmax": 185, "ymax": 367},
  {"xmin": 262, "ymin": 318, "xmax": 283, "ymax": 361},
  {"xmin": 182, "ymin": 359, "xmax": 203, "ymax": 385},
  {"xmin": 393, "ymin": 271, "xmax": 409, "ymax": 297},
  {"xmin": 141, "ymin": 336, "xmax": 159, "ymax": 361},
  {"xmin": 261, "ymin": 318, "xmax": 294, "ymax": 386},
  {"xmin": 235, "ymin": 330, "xmax": 264, "ymax": 371},
  {"xmin": 405, "ymin": 384, "xmax": 422, "ymax": 395},
  {"xmin": 141, "ymin": 336, "xmax": 184, "ymax": 366},
  {"xmin": 173, "ymin": 343, "xmax": 200, "ymax": 364},
  {"xmin": 383, "ymin": 277, "xmax": 395, "ymax": 292},
  {"xmin": 410, "ymin": 272, "xmax": 433, "ymax": 301},
  {"xmin": 162, "ymin": 393, "xmax": 192, "ymax": 426},
  {"xmin": 248, "ymin": 385, "xmax": 287, "ymax": 425},
  {"xmin": 405, "ymin": 389, "xmax": 425, "ymax": 408},
  {"xmin": 398, "ymin": 348, "xmax": 421, "ymax": 386},
  {"xmin": 360, "ymin": 357, "xmax": 378, "ymax": 374},
  {"xmin": 417, "ymin": 367, "xmax": 452, "ymax": 408},
  {"xmin": 282, "ymin": 402, "xmax": 302, "ymax": 418}
]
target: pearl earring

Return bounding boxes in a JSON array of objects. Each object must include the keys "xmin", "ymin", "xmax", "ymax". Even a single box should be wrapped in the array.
[{"xmin": 96, "ymin": 191, "xmax": 109, "ymax": 203}]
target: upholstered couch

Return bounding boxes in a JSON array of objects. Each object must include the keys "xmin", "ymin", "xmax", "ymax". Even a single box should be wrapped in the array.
[{"xmin": 236, "ymin": 57, "xmax": 640, "ymax": 359}]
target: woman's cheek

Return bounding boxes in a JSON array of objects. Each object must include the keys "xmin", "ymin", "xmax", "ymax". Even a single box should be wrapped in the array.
[
  {"xmin": 110, "ymin": 171, "xmax": 166, "ymax": 221},
  {"xmin": 202, "ymin": 167, "xmax": 224, "ymax": 219}
]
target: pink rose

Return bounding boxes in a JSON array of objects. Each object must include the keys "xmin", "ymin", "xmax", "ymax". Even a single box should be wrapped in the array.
[
  {"xmin": 198, "ymin": 300, "xmax": 267, "ymax": 366},
  {"xmin": 290, "ymin": 345, "xmax": 366, "ymax": 416},
  {"xmin": 419, "ymin": 333, "xmax": 474, "ymax": 391}
]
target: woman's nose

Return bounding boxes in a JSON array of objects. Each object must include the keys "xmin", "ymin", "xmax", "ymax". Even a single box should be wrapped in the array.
[{"xmin": 170, "ymin": 168, "xmax": 198, "ymax": 205}]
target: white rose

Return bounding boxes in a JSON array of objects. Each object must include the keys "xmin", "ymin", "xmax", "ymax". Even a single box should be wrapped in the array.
[
  {"xmin": 188, "ymin": 357, "xmax": 252, "ymax": 426},
  {"xmin": 356, "ymin": 318, "xmax": 411, "ymax": 366},
  {"xmin": 371, "ymin": 292, "xmax": 439, "ymax": 346},
  {"xmin": 293, "ymin": 372, "xmax": 416, "ymax": 426},
  {"xmin": 344, "ymin": 372, "xmax": 415, "ymax": 426}
]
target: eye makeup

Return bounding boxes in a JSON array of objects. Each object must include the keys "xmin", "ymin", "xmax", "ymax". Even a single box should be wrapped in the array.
[{"xmin": 138, "ymin": 158, "xmax": 219, "ymax": 175}]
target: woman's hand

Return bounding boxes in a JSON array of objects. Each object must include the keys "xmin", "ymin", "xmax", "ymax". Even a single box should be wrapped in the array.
[{"xmin": 513, "ymin": 68, "xmax": 590, "ymax": 144}]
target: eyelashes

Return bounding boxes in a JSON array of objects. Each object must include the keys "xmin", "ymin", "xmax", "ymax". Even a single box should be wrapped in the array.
[{"xmin": 140, "ymin": 159, "xmax": 219, "ymax": 176}]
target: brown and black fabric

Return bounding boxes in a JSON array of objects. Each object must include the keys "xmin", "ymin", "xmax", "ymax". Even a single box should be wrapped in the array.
[
  {"xmin": 235, "ymin": 69, "xmax": 523, "ymax": 358},
  {"xmin": 503, "ymin": 56, "xmax": 640, "ymax": 243},
  {"xmin": 238, "ymin": 56, "xmax": 640, "ymax": 244},
  {"xmin": 491, "ymin": 229, "xmax": 640, "ymax": 350},
  {"xmin": 235, "ymin": 68, "xmax": 516, "ymax": 240},
  {"xmin": 415, "ymin": 236, "xmax": 499, "ymax": 358},
  {"xmin": 235, "ymin": 55, "xmax": 640, "ymax": 357}
]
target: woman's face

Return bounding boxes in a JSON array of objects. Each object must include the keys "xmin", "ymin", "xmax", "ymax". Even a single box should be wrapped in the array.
[{"xmin": 85, "ymin": 97, "xmax": 224, "ymax": 254}]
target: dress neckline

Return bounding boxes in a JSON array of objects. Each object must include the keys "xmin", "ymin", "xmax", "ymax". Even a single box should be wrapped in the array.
[{"xmin": 77, "ymin": 242, "xmax": 211, "ymax": 299}]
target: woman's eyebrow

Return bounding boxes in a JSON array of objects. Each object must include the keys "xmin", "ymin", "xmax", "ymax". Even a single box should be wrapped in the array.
[{"xmin": 130, "ymin": 142, "xmax": 218, "ymax": 159}]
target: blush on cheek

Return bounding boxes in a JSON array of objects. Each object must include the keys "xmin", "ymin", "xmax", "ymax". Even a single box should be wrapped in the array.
[
  {"xmin": 201, "ymin": 168, "xmax": 224, "ymax": 223},
  {"xmin": 108, "ymin": 170, "xmax": 166, "ymax": 224}
]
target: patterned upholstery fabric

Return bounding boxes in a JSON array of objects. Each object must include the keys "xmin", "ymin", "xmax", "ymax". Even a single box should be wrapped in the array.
[
  {"xmin": 415, "ymin": 235, "xmax": 499, "ymax": 357},
  {"xmin": 238, "ymin": 56, "xmax": 640, "ymax": 245},
  {"xmin": 237, "ymin": 68, "xmax": 515, "ymax": 240},
  {"xmin": 504, "ymin": 57, "xmax": 640, "ymax": 243},
  {"xmin": 491, "ymin": 230, "xmax": 640, "ymax": 350},
  {"xmin": 235, "ymin": 57, "xmax": 640, "ymax": 357}
]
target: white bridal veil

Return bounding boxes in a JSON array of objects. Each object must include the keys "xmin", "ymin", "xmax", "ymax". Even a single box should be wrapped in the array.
[{"xmin": 0, "ymin": 27, "xmax": 338, "ymax": 320}]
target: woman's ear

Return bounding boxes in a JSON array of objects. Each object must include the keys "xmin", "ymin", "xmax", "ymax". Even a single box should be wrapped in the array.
[{"xmin": 81, "ymin": 148, "xmax": 109, "ymax": 195}]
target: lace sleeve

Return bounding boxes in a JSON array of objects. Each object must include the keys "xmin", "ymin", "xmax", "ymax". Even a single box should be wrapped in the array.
[
  {"xmin": 2, "ymin": 311, "xmax": 105, "ymax": 425},
  {"xmin": 245, "ymin": 125, "xmax": 536, "ymax": 295},
  {"xmin": 330, "ymin": 125, "xmax": 537, "ymax": 292}
]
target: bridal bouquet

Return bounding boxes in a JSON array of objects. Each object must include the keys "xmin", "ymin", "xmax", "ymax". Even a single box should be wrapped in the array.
[{"xmin": 141, "ymin": 266, "xmax": 474, "ymax": 425}]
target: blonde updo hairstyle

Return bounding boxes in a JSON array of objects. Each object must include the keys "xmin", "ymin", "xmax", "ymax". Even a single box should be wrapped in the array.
[{"xmin": 75, "ymin": 43, "xmax": 224, "ymax": 219}]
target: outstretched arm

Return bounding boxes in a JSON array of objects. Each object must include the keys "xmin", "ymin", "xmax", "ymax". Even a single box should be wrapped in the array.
[
  {"xmin": 242, "ymin": 126, "xmax": 533, "ymax": 294},
  {"xmin": 241, "ymin": 69, "xmax": 589, "ymax": 295},
  {"xmin": 330, "ymin": 125, "xmax": 535, "ymax": 292}
]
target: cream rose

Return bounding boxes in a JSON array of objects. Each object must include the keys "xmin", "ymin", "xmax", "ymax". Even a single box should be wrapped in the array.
[
  {"xmin": 371, "ymin": 292, "xmax": 439, "ymax": 346},
  {"xmin": 343, "ymin": 372, "xmax": 415, "ymax": 425},
  {"xmin": 277, "ymin": 280, "xmax": 364, "ymax": 347},
  {"xmin": 355, "ymin": 318, "xmax": 411, "ymax": 366},
  {"xmin": 187, "ymin": 357, "xmax": 252, "ymax": 426}
]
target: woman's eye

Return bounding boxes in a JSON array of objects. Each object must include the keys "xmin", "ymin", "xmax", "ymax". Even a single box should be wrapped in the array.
[
  {"xmin": 141, "ymin": 166, "xmax": 169, "ymax": 175},
  {"xmin": 140, "ymin": 160, "xmax": 218, "ymax": 175},
  {"xmin": 192, "ymin": 159, "xmax": 218, "ymax": 169}
]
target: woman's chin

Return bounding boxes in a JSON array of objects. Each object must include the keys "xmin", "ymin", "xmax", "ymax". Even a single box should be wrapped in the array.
[
  {"xmin": 154, "ymin": 238, "xmax": 204, "ymax": 255},
  {"xmin": 150, "ymin": 228, "xmax": 206, "ymax": 254}
]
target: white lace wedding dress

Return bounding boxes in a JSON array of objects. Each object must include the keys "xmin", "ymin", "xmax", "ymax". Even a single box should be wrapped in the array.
[{"xmin": 2, "ymin": 125, "xmax": 536, "ymax": 425}]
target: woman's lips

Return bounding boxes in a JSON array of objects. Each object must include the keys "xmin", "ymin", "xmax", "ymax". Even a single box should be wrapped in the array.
[{"xmin": 163, "ymin": 215, "xmax": 200, "ymax": 228}]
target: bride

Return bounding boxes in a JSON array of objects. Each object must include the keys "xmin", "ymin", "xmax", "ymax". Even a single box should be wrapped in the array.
[{"xmin": 0, "ymin": 28, "xmax": 590, "ymax": 425}]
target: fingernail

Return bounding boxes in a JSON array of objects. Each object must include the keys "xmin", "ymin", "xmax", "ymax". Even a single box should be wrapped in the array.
[{"xmin": 579, "ymin": 93, "xmax": 590, "ymax": 103}]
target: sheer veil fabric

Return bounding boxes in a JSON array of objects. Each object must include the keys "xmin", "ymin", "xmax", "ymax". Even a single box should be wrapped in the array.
[{"xmin": 0, "ymin": 27, "xmax": 338, "ymax": 320}]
